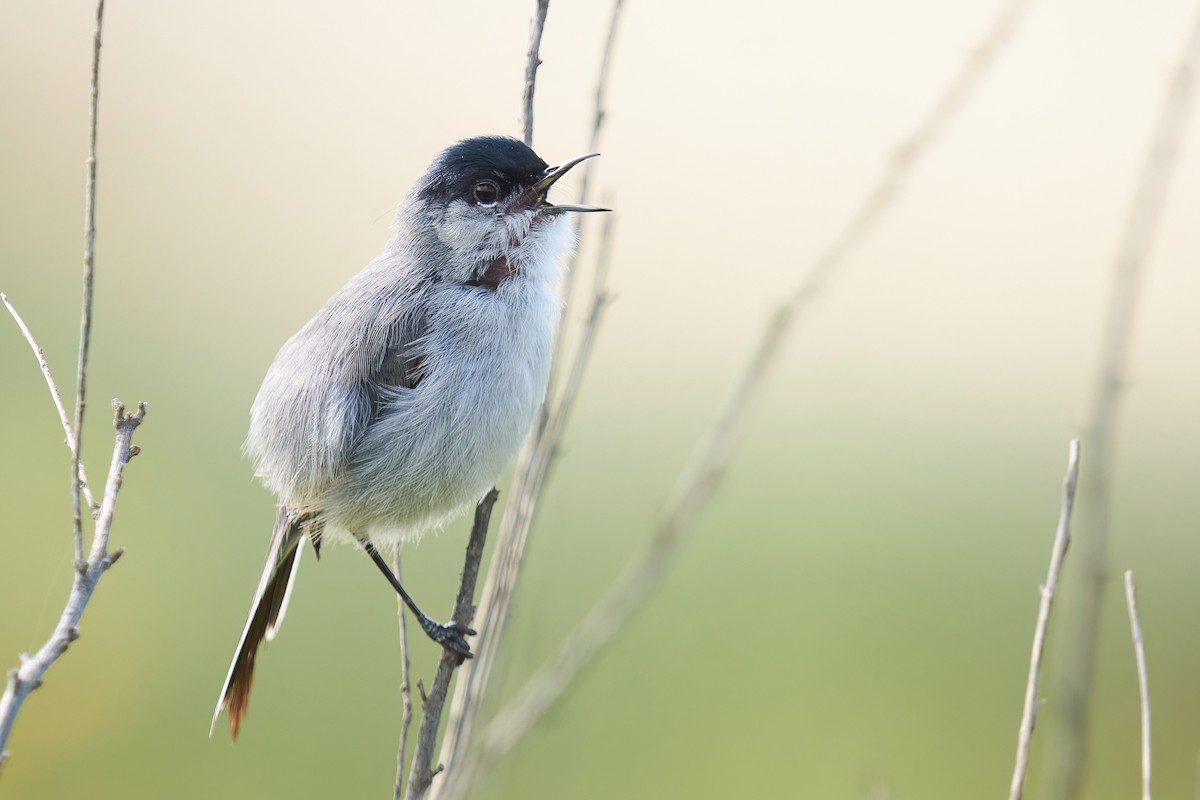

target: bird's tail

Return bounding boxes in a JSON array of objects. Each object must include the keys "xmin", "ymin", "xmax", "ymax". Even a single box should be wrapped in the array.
[{"xmin": 211, "ymin": 506, "xmax": 307, "ymax": 740}]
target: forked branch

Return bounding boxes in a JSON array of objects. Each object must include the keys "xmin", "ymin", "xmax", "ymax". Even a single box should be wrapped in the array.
[{"xmin": 0, "ymin": 0, "xmax": 147, "ymax": 771}]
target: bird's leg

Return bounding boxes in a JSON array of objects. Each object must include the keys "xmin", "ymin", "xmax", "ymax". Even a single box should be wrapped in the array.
[{"xmin": 360, "ymin": 539, "xmax": 475, "ymax": 659}]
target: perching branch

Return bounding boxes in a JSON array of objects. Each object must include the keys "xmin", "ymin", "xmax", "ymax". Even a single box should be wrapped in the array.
[
  {"xmin": 1007, "ymin": 440, "xmax": 1081, "ymax": 800},
  {"xmin": 1124, "ymin": 571, "xmax": 1152, "ymax": 800},
  {"xmin": 463, "ymin": 0, "xmax": 1035, "ymax": 775},
  {"xmin": 402, "ymin": 489, "xmax": 498, "ymax": 800},
  {"xmin": 1044, "ymin": 8, "xmax": 1200, "ymax": 797}
]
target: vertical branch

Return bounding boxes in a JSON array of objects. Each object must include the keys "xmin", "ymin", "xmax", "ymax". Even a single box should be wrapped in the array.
[
  {"xmin": 402, "ymin": 490, "xmax": 498, "ymax": 800},
  {"xmin": 1124, "ymin": 571, "xmax": 1152, "ymax": 800},
  {"xmin": 393, "ymin": 554, "xmax": 414, "ymax": 800},
  {"xmin": 1007, "ymin": 441, "xmax": 1082, "ymax": 800},
  {"xmin": 71, "ymin": 0, "xmax": 106, "ymax": 568},
  {"xmin": 544, "ymin": 0, "xmax": 625, "ymax": 399},
  {"xmin": 520, "ymin": 0, "xmax": 550, "ymax": 147},
  {"xmin": 1046, "ymin": 9, "xmax": 1200, "ymax": 797},
  {"xmin": 545, "ymin": 208, "xmax": 615, "ymax": 442}
]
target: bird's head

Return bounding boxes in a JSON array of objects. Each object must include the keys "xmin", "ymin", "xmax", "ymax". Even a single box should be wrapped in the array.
[{"xmin": 402, "ymin": 135, "xmax": 607, "ymax": 287}]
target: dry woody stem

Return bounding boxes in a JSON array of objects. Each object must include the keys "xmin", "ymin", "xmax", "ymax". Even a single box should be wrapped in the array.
[
  {"xmin": 402, "ymin": 490, "xmax": 498, "ymax": 800},
  {"xmin": 520, "ymin": 0, "xmax": 550, "ymax": 148},
  {"xmin": 545, "ymin": 0, "xmax": 625, "ymax": 392},
  {"xmin": 1007, "ymin": 440, "xmax": 1081, "ymax": 800},
  {"xmin": 1045, "ymin": 7, "xmax": 1200, "ymax": 798},
  {"xmin": 1124, "ymin": 571, "xmax": 1152, "ymax": 800},
  {"xmin": 2, "ymin": 294, "xmax": 98, "ymax": 512},
  {"xmin": 0, "ymin": 402, "xmax": 145, "ymax": 769},
  {"xmin": 0, "ymin": 0, "xmax": 147, "ymax": 771},
  {"xmin": 72, "ymin": 0, "xmax": 106, "ymax": 569}
]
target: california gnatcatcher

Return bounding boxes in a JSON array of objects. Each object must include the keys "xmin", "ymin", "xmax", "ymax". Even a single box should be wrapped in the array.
[{"xmin": 212, "ymin": 136, "xmax": 606, "ymax": 739}]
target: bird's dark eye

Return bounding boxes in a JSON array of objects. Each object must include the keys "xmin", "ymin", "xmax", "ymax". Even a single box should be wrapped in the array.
[{"xmin": 473, "ymin": 180, "xmax": 501, "ymax": 206}]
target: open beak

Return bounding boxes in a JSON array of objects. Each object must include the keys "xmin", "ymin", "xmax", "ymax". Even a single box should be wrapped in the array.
[{"xmin": 521, "ymin": 152, "xmax": 611, "ymax": 214}]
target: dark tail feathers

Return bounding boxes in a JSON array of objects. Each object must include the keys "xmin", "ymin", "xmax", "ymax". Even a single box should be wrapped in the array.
[{"xmin": 212, "ymin": 507, "xmax": 307, "ymax": 740}]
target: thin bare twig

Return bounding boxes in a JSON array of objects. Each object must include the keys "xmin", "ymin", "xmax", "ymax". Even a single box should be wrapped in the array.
[
  {"xmin": 1, "ymin": 294, "xmax": 98, "ymax": 512},
  {"xmin": 1046, "ymin": 9, "xmax": 1200, "ymax": 797},
  {"xmin": 1007, "ymin": 440, "xmax": 1082, "ymax": 800},
  {"xmin": 520, "ymin": 0, "xmax": 550, "ymax": 147},
  {"xmin": 679, "ymin": 0, "xmax": 1034, "ymax": 508},
  {"xmin": 71, "ymin": 0, "xmax": 105, "ymax": 569},
  {"xmin": 545, "ymin": 208, "xmax": 615, "ymax": 445},
  {"xmin": 403, "ymin": 489, "xmax": 498, "ymax": 800},
  {"xmin": 0, "ymin": 401, "xmax": 144, "ymax": 767},
  {"xmin": 393, "ymin": 553, "xmax": 414, "ymax": 800},
  {"xmin": 1124, "ymin": 571, "xmax": 1152, "ymax": 800},
  {"xmin": 462, "ymin": 0, "xmax": 1034, "ymax": 772},
  {"xmin": 544, "ymin": 0, "xmax": 624, "ymax": 402}
]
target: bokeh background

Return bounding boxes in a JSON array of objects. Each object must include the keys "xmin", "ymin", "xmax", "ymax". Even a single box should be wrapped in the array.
[{"xmin": 2, "ymin": 1, "xmax": 1199, "ymax": 797}]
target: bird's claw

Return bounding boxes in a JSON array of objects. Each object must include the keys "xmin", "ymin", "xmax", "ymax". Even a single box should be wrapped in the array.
[{"xmin": 421, "ymin": 619, "xmax": 476, "ymax": 659}]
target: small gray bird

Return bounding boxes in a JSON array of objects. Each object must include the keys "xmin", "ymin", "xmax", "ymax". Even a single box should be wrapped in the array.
[{"xmin": 213, "ymin": 136, "xmax": 606, "ymax": 739}]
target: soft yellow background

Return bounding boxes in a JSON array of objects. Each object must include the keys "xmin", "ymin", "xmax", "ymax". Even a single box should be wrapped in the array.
[{"xmin": 2, "ymin": 1, "xmax": 1198, "ymax": 798}]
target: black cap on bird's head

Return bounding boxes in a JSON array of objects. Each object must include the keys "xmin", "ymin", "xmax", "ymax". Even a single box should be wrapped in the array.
[{"xmin": 417, "ymin": 135, "xmax": 609, "ymax": 216}]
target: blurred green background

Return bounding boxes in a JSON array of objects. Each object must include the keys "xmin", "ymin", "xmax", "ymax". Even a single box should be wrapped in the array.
[{"xmin": 2, "ymin": 1, "xmax": 1199, "ymax": 798}]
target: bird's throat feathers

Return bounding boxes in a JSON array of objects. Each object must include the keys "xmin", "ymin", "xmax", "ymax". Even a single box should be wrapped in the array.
[{"xmin": 466, "ymin": 256, "xmax": 514, "ymax": 288}]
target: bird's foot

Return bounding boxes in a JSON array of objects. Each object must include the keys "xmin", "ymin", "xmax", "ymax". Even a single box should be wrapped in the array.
[{"xmin": 419, "ymin": 618, "xmax": 476, "ymax": 660}]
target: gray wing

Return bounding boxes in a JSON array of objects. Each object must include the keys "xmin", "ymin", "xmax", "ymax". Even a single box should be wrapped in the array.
[
  {"xmin": 368, "ymin": 309, "xmax": 430, "ymax": 394},
  {"xmin": 246, "ymin": 270, "xmax": 431, "ymax": 499}
]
